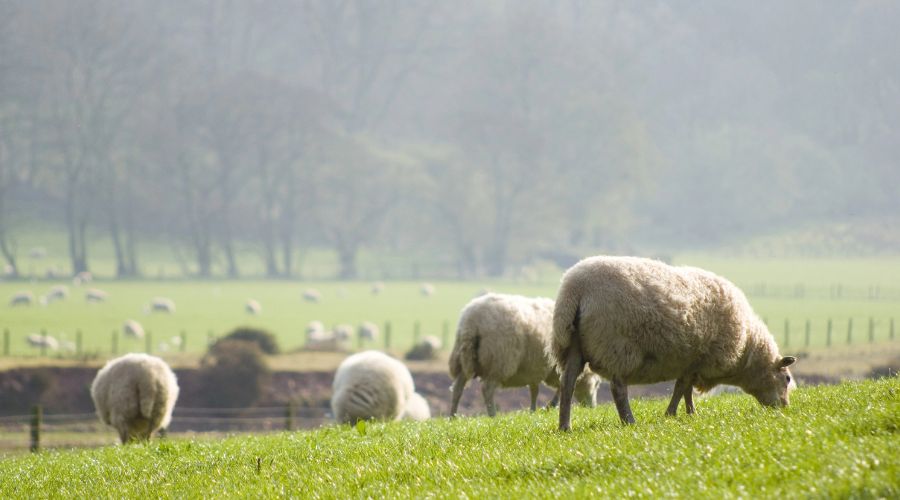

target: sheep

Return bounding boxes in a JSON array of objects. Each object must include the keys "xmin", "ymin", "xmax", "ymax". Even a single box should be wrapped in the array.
[
  {"xmin": 420, "ymin": 283, "xmax": 435, "ymax": 297},
  {"xmin": 123, "ymin": 319, "xmax": 145, "ymax": 339},
  {"xmin": 90, "ymin": 353, "xmax": 179, "ymax": 443},
  {"xmin": 304, "ymin": 324, "xmax": 352, "ymax": 351},
  {"xmin": 245, "ymin": 299, "xmax": 261, "ymax": 315},
  {"xmin": 9, "ymin": 291, "xmax": 34, "ymax": 307},
  {"xmin": 401, "ymin": 392, "xmax": 431, "ymax": 421},
  {"xmin": 45, "ymin": 285, "xmax": 69, "ymax": 303},
  {"xmin": 306, "ymin": 321, "xmax": 326, "ymax": 339},
  {"xmin": 371, "ymin": 282, "xmax": 385, "ymax": 295},
  {"xmin": 358, "ymin": 321, "xmax": 380, "ymax": 343},
  {"xmin": 405, "ymin": 335, "xmax": 442, "ymax": 361},
  {"xmin": 552, "ymin": 256, "xmax": 796, "ymax": 430},
  {"xmin": 146, "ymin": 297, "xmax": 175, "ymax": 313},
  {"xmin": 73, "ymin": 271, "xmax": 93, "ymax": 286},
  {"xmin": 302, "ymin": 288, "xmax": 321, "ymax": 303},
  {"xmin": 26, "ymin": 333, "xmax": 59, "ymax": 350},
  {"xmin": 333, "ymin": 324, "xmax": 354, "ymax": 342},
  {"xmin": 331, "ymin": 350, "xmax": 419, "ymax": 424},
  {"xmin": 448, "ymin": 293, "xmax": 601, "ymax": 417},
  {"xmin": 85, "ymin": 288, "xmax": 108, "ymax": 303}
]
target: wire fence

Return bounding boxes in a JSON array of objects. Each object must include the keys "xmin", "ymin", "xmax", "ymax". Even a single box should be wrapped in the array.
[
  {"xmin": 0, "ymin": 404, "xmax": 332, "ymax": 453},
  {"xmin": 742, "ymin": 283, "xmax": 900, "ymax": 301}
]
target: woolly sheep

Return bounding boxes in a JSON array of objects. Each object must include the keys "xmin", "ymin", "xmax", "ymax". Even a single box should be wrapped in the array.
[
  {"xmin": 405, "ymin": 335, "xmax": 442, "ymax": 361},
  {"xmin": 90, "ymin": 353, "xmax": 179, "ymax": 443},
  {"xmin": 245, "ymin": 299, "xmax": 261, "ymax": 315},
  {"xmin": 306, "ymin": 321, "xmax": 326, "ymax": 339},
  {"xmin": 331, "ymin": 350, "xmax": 418, "ymax": 424},
  {"xmin": 358, "ymin": 322, "xmax": 380, "ymax": 343},
  {"xmin": 401, "ymin": 392, "xmax": 431, "ymax": 421},
  {"xmin": 146, "ymin": 297, "xmax": 175, "ymax": 313},
  {"xmin": 420, "ymin": 283, "xmax": 435, "ymax": 297},
  {"xmin": 45, "ymin": 285, "xmax": 69, "ymax": 303},
  {"xmin": 449, "ymin": 293, "xmax": 601, "ymax": 417},
  {"xmin": 333, "ymin": 324, "xmax": 354, "ymax": 341},
  {"xmin": 85, "ymin": 288, "xmax": 108, "ymax": 302},
  {"xmin": 304, "ymin": 334, "xmax": 349, "ymax": 352},
  {"xmin": 26, "ymin": 333, "xmax": 59, "ymax": 350},
  {"xmin": 552, "ymin": 256, "xmax": 796, "ymax": 430},
  {"xmin": 303, "ymin": 289, "xmax": 321, "ymax": 303},
  {"xmin": 73, "ymin": 271, "xmax": 93, "ymax": 286},
  {"xmin": 123, "ymin": 319, "xmax": 145, "ymax": 339},
  {"xmin": 9, "ymin": 291, "xmax": 34, "ymax": 307}
]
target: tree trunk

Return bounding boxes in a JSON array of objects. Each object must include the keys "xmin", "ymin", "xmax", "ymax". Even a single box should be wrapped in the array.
[{"xmin": 337, "ymin": 241, "xmax": 358, "ymax": 280}]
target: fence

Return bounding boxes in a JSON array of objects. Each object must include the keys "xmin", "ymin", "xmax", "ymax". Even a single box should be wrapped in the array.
[
  {"xmin": 0, "ymin": 404, "xmax": 331, "ymax": 453},
  {"xmin": 742, "ymin": 283, "xmax": 900, "ymax": 301},
  {"xmin": 762, "ymin": 317, "xmax": 896, "ymax": 348}
]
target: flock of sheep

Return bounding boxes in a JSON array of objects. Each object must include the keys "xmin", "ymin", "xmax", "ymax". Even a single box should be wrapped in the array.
[{"xmin": 82, "ymin": 255, "xmax": 797, "ymax": 443}]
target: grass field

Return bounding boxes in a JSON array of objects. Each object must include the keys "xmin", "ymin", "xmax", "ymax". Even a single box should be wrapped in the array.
[
  {"xmin": 1, "ymin": 256, "xmax": 900, "ymax": 358},
  {"xmin": 0, "ymin": 377, "xmax": 896, "ymax": 497}
]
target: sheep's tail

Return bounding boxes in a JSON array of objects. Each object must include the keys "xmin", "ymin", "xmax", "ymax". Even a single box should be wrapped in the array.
[
  {"xmin": 550, "ymin": 285, "xmax": 581, "ymax": 372},
  {"xmin": 448, "ymin": 318, "xmax": 479, "ymax": 383}
]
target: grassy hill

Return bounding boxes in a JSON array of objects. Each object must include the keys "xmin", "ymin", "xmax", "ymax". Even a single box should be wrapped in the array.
[{"xmin": 0, "ymin": 377, "xmax": 897, "ymax": 497}]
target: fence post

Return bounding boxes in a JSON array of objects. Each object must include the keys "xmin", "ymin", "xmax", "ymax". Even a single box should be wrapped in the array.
[
  {"xmin": 868, "ymin": 317, "xmax": 875, "ymax": 343},
  {"xmin": 76, "ymin": 329, "xmax": 82, "ymax": 356},
  {"xmin": 3, "ymin": 328, "xmax": 9, "ymax": 356},
  {"xmin": 384, "ymin": 321, "xmax": 392, "ymax": 350},
  {"xmin": 40, "ymin": 329, "xmax": 47, "ymax": 357},
  {"xmin": 180, "ymin": 330, "xmax": 187, "ymax": 353},
  {"xmin": 111, "ymin": 330, "xmax": 118, "ymax": 355},
  {"xmin": 826, "ymin": 318, "xmax": 832, "ymax": 347},
  {"xmin": 846, "ymin": 318, "xmax": 853, "ymax": 345},
  {"xmin": 146, "ymin": 331, "xmax": 153, "ymax": 354},
  {"xmin": 804, "ymin": 319, "xmax": 811, "ymax": 348},
  {"xmin": 30, "ymin": 405, "xmax": 42, "ymax": 452},
  {"xmin": 286, "ymin": 401, "xmax": 295, "ymax": 431},
  {"xmin": 783, "ymin": 319, "xmax": 790, "ymax": 347},
  {"xmin": 413, "ymin": 321, "xmax": 421, "ymax": 345},
  {"xmin": 442, "ymin": 320, "xmax": 449, "ymax": 350}
]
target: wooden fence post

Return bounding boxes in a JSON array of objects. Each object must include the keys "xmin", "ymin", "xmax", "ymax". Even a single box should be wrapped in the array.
[
  {"xmin": 413, "ymin": 321, "xmax": 421, "ymax": 345},
  {"xmin": 40, "ymin": 329, "xmax": 47, "ymax": 357},
  {"xmin": 846, "ymin": 318, "xmax": 853, "ymax": 345},
  {"xmin": 30, "ymin": 405, "xmax": 42, "ymax": 452},
  {"xmin": 76, "ymin": 330, "xmax": 82, "ymax": 356},
  {"xmin": 826, "ymin": 318, "xmax": 832, "ymax": 347},
  {"xmin": 3, "ymin": 328, "xmax": 9, "ymax": 356},
  {"xmin": 384, "ymin": 322, "xmax": 392, "ymax": 350},
  {"xmin": 783, "ymin": 319, "xmax": 790, "ymax": 347},
  {"xmin": 111, "ymin": 330, "xmax": 118, "ymax": 355},
  {"xmin": 868, "ymin": 317, "xmax": 875, "ymax": 343},
  {"xmin": 804, "ymin": 319, "xmax": 811, "ymax": 348},
  {"xmin": 180, "ymin": 330, "xmax": 187, "ymax": 353}
]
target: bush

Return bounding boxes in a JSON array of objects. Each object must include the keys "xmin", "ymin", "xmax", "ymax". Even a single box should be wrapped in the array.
[
  {"xmin": 214, "ymin": 326, "xmax": 280, "ymax": 355},
  {"xmin": 198, "ymin": 340, "xmax": 271, "ymax": 408}
]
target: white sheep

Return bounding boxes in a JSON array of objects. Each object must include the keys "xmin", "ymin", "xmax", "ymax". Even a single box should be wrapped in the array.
[
  {"xmin": 306, "ymin": 320, "xmax": 326, "ymax": 338},
  {"xmin": 90, "ymin": 353, "xmax": 179, "ymax": 443},
  {"xmin": 245, "ymin": 299, "xmax": 261, "ymax": 315},
  {"xmin": 371, "ymin": 282, "xmax": 385, "ymax": 295},
  {"xmin": 405, "ymin": 335, "xmax": 443, "ymax": 361},
  {"xmin": 85, "ymin": 288, "xmax": 108, "ymax": 302},
  {"xmin": 332, "ymin": 324, "xmax": 354, "ymax": 342},
  {"xmin": 420, "ymin": 283, "xmax": 435, "ymax": 297},
  {"xmin": 26, "ymin": 333, "xmax": 59, "ymax": 350},
  {"xmin": 9, "ymin": 291, "xmax": 34, "ymax": 307},
  {"xmin": 552, "ymin": 256, "xmax": 796, "ymax": 430},
  {"xmin": 401, "ymin": 392, "xmax": 431, "ymax": 421},
  {"xmin": 146, "ymin": 297, "xmax": 176, "ymax": 314},
  {"xmin": 331, "ymin": 350, "xmax": 420, "ymax": 424},
  {"xmin": 304, "ymin": 324, "xmax": 352, "ymax": 351},
  {"xmin": 302, "ymin": 289, "xmax": 321, "ymax": 303},
  {"xmin": 358, "ymin": 322, "xmax": 380, "ymax": 343},
  {"xmin": 45, "ymin": 285, "xmax": 69, "ymax": 303},
  {"xmin": 123, "ymin": 319, "xmax": 145, "ymax": 339},
  {"xmin": 449, "ymin": 293, "xmax": 601, "ymax": 417},
  {"xmin": 73, "ymin": 271, "xmax": 93, "ymax": 286}
]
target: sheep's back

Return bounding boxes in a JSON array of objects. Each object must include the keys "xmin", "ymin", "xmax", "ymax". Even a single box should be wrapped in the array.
[{"xmin": 332, "ymin": 351, "xmax": 415, "ymax": 423}]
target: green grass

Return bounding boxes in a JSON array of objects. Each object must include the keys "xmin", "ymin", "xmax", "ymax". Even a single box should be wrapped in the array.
[{"xmin": 0, "ymin": 377, "xmax": 897, "ymax": 497}]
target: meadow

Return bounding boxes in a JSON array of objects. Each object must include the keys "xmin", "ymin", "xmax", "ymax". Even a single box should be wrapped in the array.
[
  {"xmin": 1, "ymin": 256, "xmax": 900, "ymax": 358},
  {"xmin": 0, "ymin": 377, "xmax": 896, "ymax": 497}
]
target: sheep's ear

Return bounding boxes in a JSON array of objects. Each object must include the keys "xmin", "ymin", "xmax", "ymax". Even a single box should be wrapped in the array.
[{"xmin": 779, "ymin": 356, "xmax": 796, "ymax": 368}]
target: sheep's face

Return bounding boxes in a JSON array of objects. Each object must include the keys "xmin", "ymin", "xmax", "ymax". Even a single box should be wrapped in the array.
[{"xmin": 749, "ymin": 356, "xmax": 797, "ymax": 407}]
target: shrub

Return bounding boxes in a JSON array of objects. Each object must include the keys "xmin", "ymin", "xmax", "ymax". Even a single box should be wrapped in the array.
[
  {"xmin": 214, "ymin": 326, "xmax": 280, "ymax": 355},
  {"xmin": 198, "ymin": 340, "xmax": 271, "ymax": 408}
]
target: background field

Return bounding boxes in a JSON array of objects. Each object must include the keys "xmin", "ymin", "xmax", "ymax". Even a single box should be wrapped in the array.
[{"xmin": 2, "ymin": 256, "xmax": 899, "ymax": 358}]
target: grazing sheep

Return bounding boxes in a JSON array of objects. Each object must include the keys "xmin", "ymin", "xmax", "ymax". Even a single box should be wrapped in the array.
[
  {"xmin": 306, "ymin": 321, "xmax": 326, "ymax": 338},
  {"xmin": 333, "ymin": 324, "xmax": 354, "ymax": 342},
  {"xmin": 304, "ymin": 334, "xmax": 350, "ymax": 352},
  {"xmin": 26, "ymin": 333, "xmax": 59, "ymax": 350},
  {"xmin": 9, "ymin": 291, "xmax": 34, "ymax": 307},
  {"xmin": 73, "ymin": 271, "xmax": 93, "ymax": 286},
  {"xmin": 45, "ymin": 285, "xmax": 69, "ymax": 303},
  {"xmin": 85, "ymin": 288, "xmax": 108, "ymax": 303},
  {"xmin": 552, "ymin": 256, "xmax": 796, "ymax": 430},
  {"xmin": 245, "ymin": 299, "xmax": 261, "ymax": 315},
  {"xmin": 90, "ymin": 353, "xmax": 179, "ymax": 443},
  {"xmin": 401, "ymin": 392, "xmax": 431, "ymax": 421},
  {"xmin": 123, "ymin": 319, "xmax": 145, "ymax": 339},
  {"xmin": 331, "ymin": 351, "xmax": 418, "ymax": 424},
  {"xmin": 147, "ymin": 297, "xmax": 175, "ymax": 313},
  {"xmin": 371, "ymin": 282, "xmax": 385, "ymax": 295},
  {"xmin": 405, "ymin": 335, "xmax": 442, "ymax": 361},
  {"xmin": 358, "ymin": 322, "xmax": 380, "ymax": 343},
  {"xmin": 303, "ymin": 289, "xmax": 321, "ymax": 303},
  {"xmin": 420, "ymin": 283, "xmax": 435, "ymax": 297},
  {"xmin": 449, "ymin": 293, "xmax": 601, "ymax": 417}
]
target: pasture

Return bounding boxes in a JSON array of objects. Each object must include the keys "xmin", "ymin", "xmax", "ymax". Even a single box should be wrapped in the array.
[{"xmin": 0, "ymin": 377, "xmax": 896, "ymax": 497}]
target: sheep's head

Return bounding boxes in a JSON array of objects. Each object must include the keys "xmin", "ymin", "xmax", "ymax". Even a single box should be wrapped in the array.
[{"xmin": 747, "ymin": 356, "xmax": 797, "ymax": 407}]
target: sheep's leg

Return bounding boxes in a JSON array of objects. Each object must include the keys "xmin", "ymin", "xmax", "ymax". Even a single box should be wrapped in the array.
[
  {"xmin": 450, "ymin": 374, "xmax": 467, "ymax": 417},
  {"xmin": 665, "ymin": 377, "xmax": 692, "ymax": 416},
  {"xmin": 547, "ymin": 387, "xmax": 560, "ymax": 408},
  {"xmin": 610, "ymin": 378, "xmax": 636, "ymax": 424},
  {"xmin": 558, "ymin": 337, "xmax": 585, "ymax": 431},
  {"xmin": 684, "ymin": 386, "xmax": 695, "ymax": 415},
  {"xmin": 117, "ymin": 427, "xmax": 129, "ymax": 444},
  {"xmin": 529, "ymin": 383, "xmax": 539, "ymax": 412},
  {"xmin": 481, "ymin": 380, "xmax": 498, "ymax": 417}
]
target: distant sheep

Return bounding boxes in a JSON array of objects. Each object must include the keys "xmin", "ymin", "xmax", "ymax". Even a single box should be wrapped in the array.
[
  {"xmin": 73, "ymin": 271, "xmax": 93, "ymax": 286},
  {"xmin": 304, "ymin": 324, "xmax": 352, "ymax": 352},
  {"xmin": 85, "ymin": 288, "xmax": 108, "ymax": 303},
  {"xmin": 306, "ymin": 321, "xmax": 326, "ymax": 339},
  {"xmin": 552, "ymin": 256, "xmax": 796, "ymax": 430},
  {"xmin": 302, "ymin": 289, "xmax": 321, "ymax": 303},
  {"xmin": 90, "ymin": 353, "xmax": 179, "ymax": 443},
  {"xmin": 245, "ymin": 299, "xmax": 261, "ymax": 315},
  {"xmin": 147, "ymin": 297, "xmax": 175, "ymax": 313},
  {"xmin": 45, "ymin": 285, "xmax": 69, "ymax": 303},
  {"xmin": 371, "ymin": 282, "xmax": 385, "ymax": 295},
  {"xmin": 420, "ymin": 283, "xmax": 435, "ymax": 297},
  {"xmin": 405, "ymin": 335, "xmax": 442, "ymax": 361},
  {"xmin": 333, "ymin": 324, "xmax": 354, "ymax": 341},
  {"xmin": 331, "ymin": 351, "xmax": 420, "ymax": 424},
  {"xmin": 358, "ymin": 322, "xmax": 380, "ymax": 343},
  {"xmin": 449, "ymin": 293, "xmax": 601, "ymax": 417},
  {"xmin": 9, "ymin": 291, "xmax": 34, "ymax": 307},
  {"xmin": 401, "ymin": 392, "xmax": 431, "ymax": 421},
  {"xmin": 123, "ymin": 320, "xmax": 145, "ymax": 339},
  {"xmin": 26, "ymin": 333, "xmax": 59, "ymax": 350}
]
